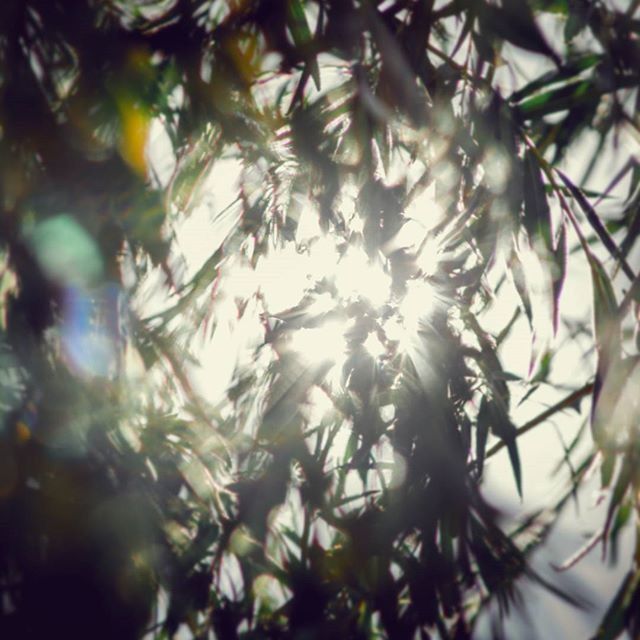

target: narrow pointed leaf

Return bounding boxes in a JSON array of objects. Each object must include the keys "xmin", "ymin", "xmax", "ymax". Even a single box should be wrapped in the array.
[
  {"xmin": 488, "ymin": 401, "xmax": 522, "ymax": 497},
  {"xmin": 523, "ymin": 150, "xmax": 552, "ymax": 250},
  {"xmin": 480, "ymin": 0, "xmax": 561, "ymax": 64},
  {"xmin": 476, "ymin": 397, "xmax": 490, "ymax": 476},
  {"xmin": 287, "ymin": 0, "xmax": 321, "ymax": 89},
  {"xmin": 589, "ymin": 253, "xmax": 621, "ymax": 446},
  {"xmin": 510, "ymin": 53, "xmax": 601, "ymax": 103},
  {"xmin": 552, "ymin": 221, "xmax": 567, "ymax": 334},
  {"xmin": 592, "ymin": 570, "xmax": 640, "ymax": 640},
  {"xmin": 559, "ymin": 170, "xmax": 636, "ymax": 282},
  {"xmin": 518, "ymin": 80, "xmax": 596, "ymax": 118}
]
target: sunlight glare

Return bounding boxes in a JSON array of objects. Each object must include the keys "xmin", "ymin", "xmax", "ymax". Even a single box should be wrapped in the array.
[
  {"xmin": 363, "ymin": 331, "xmax": 386, "ymax": 359},
  {"xmin": 289, "ymin": 321, "xmax": 347, "ymax": 366},
  {"xmin": 334, "ymin": 248, "xmax": 391, "ymax": 308},
  {"xmin": 404, "ymin": 182, "xmax": 444, "ymax": 233},
  {"xmin": 415, "ymin": 236, "xmax": 441, "ymax": 277},
  {"xmin": 399, "ymin": 280, "xmax": 437, "ymax": 333},
  {"xmin": 308, "ymin": 236, "xmax": 341, "ymax": 280}
]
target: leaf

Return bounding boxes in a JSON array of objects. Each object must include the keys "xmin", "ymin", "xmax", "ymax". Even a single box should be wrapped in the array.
[
  {"xmin": 530, "ymin": 0, "xmax": 569, "ymax": 14},
  {"xmin": 479, "ymin": 0, "xmax": 561, "ymax": 65},
  {"xmin": 517, "ymin": 80, "xmax": 597, "ymax": 119},
  {"xmin": 589, "ymin": 254, "xmax": 621, "ymax": 446},
  {"xmin": 286, "ymin": 0, "xmax": 320, "ymax": 90},
  {"xmin": 365, "ymin": 2, "xmax": 429, "ymax": 125},
  {"xmin": 603, "ymin": 453, "xmax": 634, "ymax": 546},
  {"xmin": 589, "ymin": 257, "xmax": 619, "ymax": 358},
  {"xmin": 471, "ymin": 30, "xmax": 496, "ymax": 62},
  {"xmin": 592, "ymin": 158, "xmax": 637, "ymax": 208},
  {"xmin": 488, "ymin": 400, "xmax": 522, "ymax": 498},
  {"xmin": 559, "ymin": 170, "xmax": 636, "ymax": 282},
  {"xmin": 551, "ymin": 221, "xmax": 568, "ymax": 334},
  {"xmin": 592, "ymin": 570, "xmax": 640, "ymax": 640},
  {"xmin": 619, "ymin": 188, "xmax": 640, "ymax": 262},
  {"xmin": 593, "ymin": 356, "xmax": 640, "ymax": 452},
  {"xmin": 600, "ymin": 450, "xmax": 616, "ymax": 488},
  {"xmin": 609, "ymin": 499, "xmax": 633, "ymax": 564},
  {"xmin": 476, "ymin": 397, "xmax": 490, "ymax": 477},
  {"xmin": 565, "ymin": 4, "xmax": 589, "ymax": 42},
  {"xmin": 547, "ymin": 184, "xmax": 615, "ymax": 200},
  {"xmin": 507, "ymin": 249, "xmax": 533, "ymax": 325},
  {"xmin": 510, "ymin": 53, "xmax": 601, "ymax": 103},
  {"xmin": 288, "ymin": 64, "xmax": 314, "ymax": 113},
  {"xmin": 523, "ymin": 149, "xmax": 553, "ymax": 250}
]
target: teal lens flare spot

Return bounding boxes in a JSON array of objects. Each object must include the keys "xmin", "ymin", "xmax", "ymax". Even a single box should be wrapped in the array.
[{"xmin": 29, "ymin": 214, "xmax": 103, "ymax": 287}]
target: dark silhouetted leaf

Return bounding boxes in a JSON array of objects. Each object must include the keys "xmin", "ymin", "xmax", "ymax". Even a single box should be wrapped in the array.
[
  {"xmin": 517, "ymin": 80, "xmax": 597, "ymax": 118},
  {"xmin": 488, "ymin": 400, "xmax": 522, "ymax": 497},
  {"xmin": 479, "ymin": 0, "xmax": 561, "ymax": 65},
  {"xmin": 559, "ymin": 170, "xmax": 636, "ymax": 282},
  {"xmin": 510, "ymin": 54, "xmax": 601, "ymax": 103}
]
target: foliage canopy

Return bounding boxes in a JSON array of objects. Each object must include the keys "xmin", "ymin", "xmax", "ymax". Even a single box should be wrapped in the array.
[{"xmin": 1, "ymin": 0, "xmax": 639, "ymax": 638}]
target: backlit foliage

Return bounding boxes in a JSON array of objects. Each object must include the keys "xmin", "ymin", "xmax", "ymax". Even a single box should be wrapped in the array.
[{"xmin": 0, "ymin": 1, "xmax": 639, "ymax": 638}]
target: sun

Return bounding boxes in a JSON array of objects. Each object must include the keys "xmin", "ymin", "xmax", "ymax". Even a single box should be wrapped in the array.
[{"xmin": 281, "ymin": 241, "xmax": 441, "ymax": 381}]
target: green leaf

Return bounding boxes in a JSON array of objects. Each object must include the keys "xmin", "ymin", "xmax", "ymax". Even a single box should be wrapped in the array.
[
  {"xmin": 517, "ymin": 80, "xmax": 597, "ymax": 118},
  {"xmin": 603, "ymin": 454, "xmax": 634, "ymax": 546},
  {"xmin": 530, "ymin": 0, "xmax": 569, "ymax": 14},
  {"xmin": 609, "ymin": 498, "xmax": 633, "ymax": 564},
  {"xmin": 600, "ymin": 450, "xmax": 616, "ymax": 489},
  {"xmin": 510, "ymin": 54, "xmax": 601, "ymax": 103},
  {"xmin": 286, "ymin": 0, "xmax": 321, "ymax": 90},
  {"xmin": 523, "ymin": 150, "xmax": 552, "ymax": 250}
]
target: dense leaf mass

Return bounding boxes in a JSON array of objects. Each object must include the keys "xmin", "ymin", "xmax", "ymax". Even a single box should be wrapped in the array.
[{"xmin": 0, "ymin": 0, "xmax": 639, "ymax": 638}]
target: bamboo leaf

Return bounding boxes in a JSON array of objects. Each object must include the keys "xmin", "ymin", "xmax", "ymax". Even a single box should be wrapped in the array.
[
  {"xmin": 552, "ymin": 221, "xmax": 567, "ymax": 334},
  {"xmin": 479, "ymin": 0, "xmax": 561, "ymax": 65},
  {"xmin": 517, "ymin": 80, "xmax": 597, "ymax": 119},
  {"xmin": 507, "ymin": 249, "xmax": 533, "ymax": 326},
  {"xmin": 488, "ymin": 400, "xmax": 522, "ymax": 498},
  {"xmin": 510, "ymin": 54, "xmax": 601, "ymax": 103},
  {"xmin": 287, "ymin": 0, "xmax": 321, "ymax": 90},
  {"xmin": 476, "ymin": 397, "xmax": 490, "ymax": 476},
  {"xmin": 523, "ymin": 149, "xmax": 553, "ymax": 250},
  {"xmin": 559, "ymin": 170, "xmax": 636, "ymax": 282},
  {"xmin": 588, "ymin": 254, "xmax": 622, "ymax": 446},
  {"xmin": 592, "ymin": 570, "xmax": 640, "ymax": 640},
  {"xmin": 603, "ymin": 454, "xmax": 634, "ymax": 546}
]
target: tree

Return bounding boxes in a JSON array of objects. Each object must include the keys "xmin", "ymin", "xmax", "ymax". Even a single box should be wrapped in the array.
[{"xmin": 0, "ymin": 0, "xmax": 639, "ymax": 637}]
